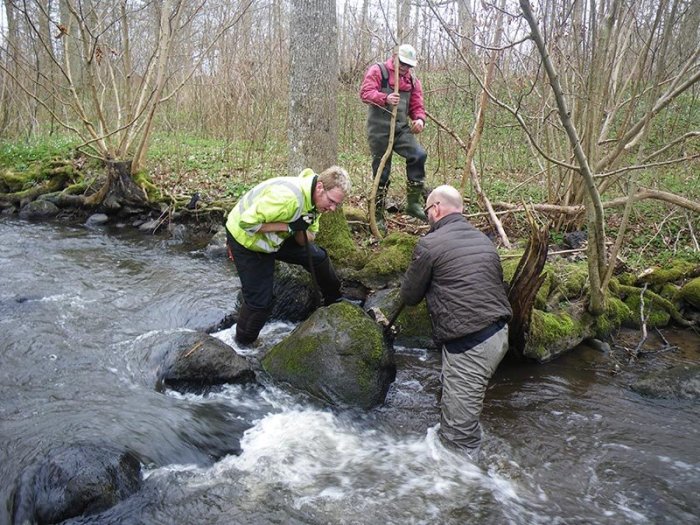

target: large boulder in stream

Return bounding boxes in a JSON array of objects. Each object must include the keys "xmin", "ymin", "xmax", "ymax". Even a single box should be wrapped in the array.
[
  {"xmin": 261, "ymin": 301, "xmax": 396, "ymax": 409},
  {"xmin": 150, "ymin": 331, "xmax": 255, "ymax": 392},
  {"xmin": 12, "ymin": 443, "xmax": 141, "ymax": 525}
]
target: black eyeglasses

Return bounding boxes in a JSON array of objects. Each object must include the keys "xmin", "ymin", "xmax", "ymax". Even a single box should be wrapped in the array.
[
  {"xmin": 326, "ymin": 193, "xmax": 341, "ymax": 208},
  {"xmin": 423, "ymin": 202, "xmax": 438, "ymax": 216}
]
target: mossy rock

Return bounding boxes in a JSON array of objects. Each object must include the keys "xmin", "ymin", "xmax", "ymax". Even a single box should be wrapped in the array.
[
  {"xmin": 355, "ymin": 232, "xmax": 418, "ymax": 289},
  {"xmin": 595, "ymin": 296, "xmax": 632, "ymax": 337},
  {"xmin": 679, "ymin": 277, "xmax": 700, "ymax": 310},
  {"xmin": 637, "ymin": 261, "xmax": 698, "ymax": 286},
  {"xmin": 617, "ymin": 272, "xmax": 637, "ymax": 286},
  {"xmin": 657, "ymin": 283, "xmax": 681, "ymax": 303},
  {"xmin": 0, "ymin": 170, "xmax": 32, "ymax": 192},
  {"xmin": 261, "ymin": 302, "xmax": 395, "ymax": 409},
  {"xmin": 316, "ymin": 210, "xmax": 360, "ymax": 267},
  {"xmin": 622, "ymin": 294, "xmax": 671, "ymax": 328},
  {"xmin": 343, "ymin": 205, "xmax": 367, "ymax": 224},
  {"xmin": 395, "ymin": 300, "xmax": 434, "ymax": 348},
  {"xmin": 525, "ymin": 307, "xmax": 594, "ymax": 362}
]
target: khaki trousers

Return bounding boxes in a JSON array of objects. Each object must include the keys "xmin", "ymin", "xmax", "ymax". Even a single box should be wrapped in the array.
[{"xmin": 439, "ymin": 325, "xmax": 509, "ymax": 455}]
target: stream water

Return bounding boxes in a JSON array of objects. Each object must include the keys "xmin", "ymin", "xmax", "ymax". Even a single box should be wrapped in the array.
[{"xmin": 1, "ymin": 218, "xmax": 698, "ymax": 524}]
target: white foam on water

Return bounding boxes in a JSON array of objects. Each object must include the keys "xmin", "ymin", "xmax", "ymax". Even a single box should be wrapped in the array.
[
  {"xmin": 207, "ymin": 409, "xmax": 528, "ymax": 521},
  {"xmin": 213, "ymin": 320, "xmax": 294, "ymax": 356}
]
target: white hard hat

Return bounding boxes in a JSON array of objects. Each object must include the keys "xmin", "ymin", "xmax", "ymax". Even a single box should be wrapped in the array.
[{"xmin": 398, "ymin": 44, "xmax": 417, "ymax": 67}]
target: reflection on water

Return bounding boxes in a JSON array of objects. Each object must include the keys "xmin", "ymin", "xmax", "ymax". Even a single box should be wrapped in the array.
[{"xmin": 0, "ymin": 218, "xmax": 698, "ymax": 524}]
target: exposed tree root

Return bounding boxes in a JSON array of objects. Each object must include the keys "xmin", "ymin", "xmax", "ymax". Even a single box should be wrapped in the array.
[{"xmin": 507, "ymin": 207, "xmax": 549, "ymax": 360}]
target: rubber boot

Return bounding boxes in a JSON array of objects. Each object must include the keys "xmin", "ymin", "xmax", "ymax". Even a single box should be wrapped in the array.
[
  {"xmin": 235, "ymin": 302, "xmax": 270, "ymax": 346},
  {"xmin": 405, "ymin": 182, "xmax": 427, "ymax": 221},
  {"xmin": 314, "ymin": 256, "xmax": 342, "ymax": 306},
  {"xmin": 374, "ymin": 184, "xmax": 388, "ymax": 235}
]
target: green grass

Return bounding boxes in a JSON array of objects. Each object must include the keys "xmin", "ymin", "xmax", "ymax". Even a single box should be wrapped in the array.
[
  {"xmin": 0, "ymin": 136, "xmax": 77, "ymax": 170},
  {"xmin": 146, "ymin": 132, "xmax": 288, "ymax": 198}
]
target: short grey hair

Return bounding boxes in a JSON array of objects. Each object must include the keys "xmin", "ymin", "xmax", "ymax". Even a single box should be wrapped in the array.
[
  {"xmin": 429, "ymin": 185, "xmax": 463, "ymax": 212},
  {"xmin": 319, "ymin": 166, "xmax": 352, "ymax": 194}
]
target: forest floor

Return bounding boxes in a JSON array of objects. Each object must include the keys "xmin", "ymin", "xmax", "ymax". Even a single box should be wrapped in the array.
[{"xmin": 1, "ymin": 133, "xmax": 699, "ymax": 272}]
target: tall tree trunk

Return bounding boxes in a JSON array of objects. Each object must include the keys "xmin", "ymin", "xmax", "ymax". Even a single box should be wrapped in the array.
[
  {"xmin": 288, "ymin": 0, "xmax": 338, "ymax": 173},
  {"xmin": 457, "ymin": 0, "xmax": 474, "ymax": 57},
  {"xmin": 398, "ymin": 0, "xmax": 411, "ymax": 42},
  {"xmin": 288, "ymin": 0, "xmax": 353, "ymax": 259},
  {"xmin": 1, "ymin": 0, "xmax": 19, "ymax": 134}
]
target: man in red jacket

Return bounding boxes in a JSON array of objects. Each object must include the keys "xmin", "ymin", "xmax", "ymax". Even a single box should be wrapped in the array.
[{"xmin": 360, "ymin": 44, "xmax": 428, "ymax": 232}]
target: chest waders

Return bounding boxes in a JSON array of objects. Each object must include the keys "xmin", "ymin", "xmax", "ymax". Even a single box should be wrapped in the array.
[{"xmin": 366, "ymin": 63, "xmax": 427, "ymax": 226}]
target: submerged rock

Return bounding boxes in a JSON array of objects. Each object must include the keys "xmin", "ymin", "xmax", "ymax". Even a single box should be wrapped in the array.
[
  {"xmin": 631, "ymin": 364, "xmax": 700, "ymax": 400},
  {"xmin": 153, "ymin": 331, "xmax": 255, "ymax": 393},
  {"xmin": 262, "ymin": 302, "xmax": 396, "ymax": 409},
  {"xmin": 12, "ymin": 443, "xmax": 142, "ymax": 525}
]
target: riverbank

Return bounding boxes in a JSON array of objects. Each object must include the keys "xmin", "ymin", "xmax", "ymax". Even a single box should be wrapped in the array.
[{"xmin": 1, "ymin": 151, "xmax": 698, "ymax": 363}]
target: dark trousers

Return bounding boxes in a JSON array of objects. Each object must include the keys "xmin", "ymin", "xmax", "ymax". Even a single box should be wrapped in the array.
[
  {"xmin": 370, "ymin": 126, "xmax": 427, "ymax": 186},
  {"xmin": 227, "ymin": 232, "xmax": 341, "ymax": 310}
]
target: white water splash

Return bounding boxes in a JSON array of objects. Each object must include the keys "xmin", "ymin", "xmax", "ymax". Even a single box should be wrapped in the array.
[
  {"xmin": 213, "ymin": 320, "xmax": 294, "ymax": 356},
  {"xmin": 215, "ymin": 410, "xmax": 523, "ymax": 516}
]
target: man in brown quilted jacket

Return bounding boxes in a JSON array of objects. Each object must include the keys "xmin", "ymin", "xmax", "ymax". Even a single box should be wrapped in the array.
[{"xmin": 400, "ymin": 185, "xmax": 512, "ymax": 459}]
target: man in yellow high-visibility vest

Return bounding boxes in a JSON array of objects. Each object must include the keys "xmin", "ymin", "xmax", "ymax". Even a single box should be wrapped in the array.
[{"xmin": 225, "ymin": 166, "xmax": 352, "ymax": 346}]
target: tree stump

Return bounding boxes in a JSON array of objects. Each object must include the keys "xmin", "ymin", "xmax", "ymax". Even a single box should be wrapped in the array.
[
  {"xmin": 507, "ymin": 210, "xmax": 549, "ymax": 360},
  {"xmin": 86, "ymin": 159, "xmax": 148, "ymax": 212}
]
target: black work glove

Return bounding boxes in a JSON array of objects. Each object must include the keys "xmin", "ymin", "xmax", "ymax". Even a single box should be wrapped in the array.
[{"xmin": 287, "ymin": 213, "xmax": 314, "ymax": 232}]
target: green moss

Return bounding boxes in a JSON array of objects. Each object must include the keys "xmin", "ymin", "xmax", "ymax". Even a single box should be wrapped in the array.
[
  {"xmin": 553, "ymin": 260, "xmax": 589, "ymax": 299},
  {"xmin": 534, "ymin": 266, "xmax": 553, "ymax": 309},
  {"xmin": 262, "ymin": 302, "xmax": 385, "ymax": 392},
  {"xmin": 396, "ymin": 300, "xmax": 433, "ymax": 339},
  {"xmin": 638, "ymin": 261, "xmax": 698, "ymax": 285},
  {"xmin": 617, "ymin": 283, "xmax": 691, "ymax": 327},
  {"xmin": 623, "ymin": 294, "xmax": 671, "ymax": 328},
  {"xmin": 133, "ymin": 170, "xmax": 160, "ymax": 201},
  {"xmin": 0, "ymin": 171, "xmax": 33, "ymax": 192},
  {"xmin": 356, "ymin": 232, "xmax": 418, "ymax": 283},
  {"xmin": 262, "ymin": 333, "xmax": 321, "ymax": 377},
  {"xmin": 316, "ymin": 211, "xmax": 361, "ymax": 268},
  {"xmin": 595, "ymin": 296, "xmax": 632, "ymax": 336},
  {"xmin": 657, "ymin": 283, "xmax": 681, "ymax": 302},
  {"xmin": 527, "ymin": 309, "xmax": 583, "ymax": 361},
  {"xmin": 499, "ymin": 251, "xmax": 525, "ymax": 285},
  {"xmin": 63, "ymin": 182, "xmax": 88, "ymax": 195},
  {"xmin": 39, "ymin": 163, "xmax": 73, "ymax": 180},
  {"xmin": 617, "ymin": 272, "xmax": 636, "ymax": 286},
  {"xmin": 679, "ymin": 277, "xmax": 700, "ymax": 309},
  {"xmin": 343, "ymin": 205, "xmax": 367, "ymax": 223}
]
